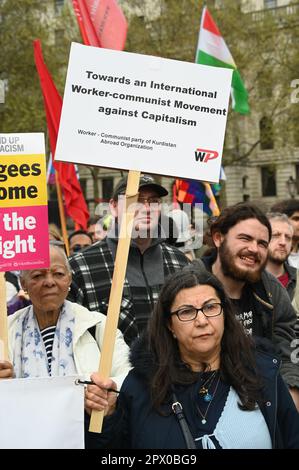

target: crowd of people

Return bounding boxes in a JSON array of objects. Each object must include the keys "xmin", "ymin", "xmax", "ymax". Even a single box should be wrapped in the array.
[{"xmin": 1, "ymin": 174, "xmax": 299, "ymax": 449}]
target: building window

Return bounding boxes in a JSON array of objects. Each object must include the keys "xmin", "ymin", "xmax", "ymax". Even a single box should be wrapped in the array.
[
  {"xmin": 102, "ymin": 178, "xmax": 114, "ymax": 201},
  {"xmin": 260, "ymin": 116, "xmax": 274, "ymax": 150},
  {"xmin": 55, "ymin": 0, "xmax": 64, "ymax": 13},
  {"xmin": 242, "ymin": 175, "xmax": 248, "ymax": 189},
  {"xmin": 264, "ymin": 0, "xmax": 277, "ymax": 9},
  {"xmin": 261, "ymin": 166, "xmax": 276, "ymax": 197},
  {"xmin": 79, "ymin": 178, "xmax": 87, "ymax": 196}
]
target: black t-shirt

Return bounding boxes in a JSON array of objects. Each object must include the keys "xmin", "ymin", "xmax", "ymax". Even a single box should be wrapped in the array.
[
  {"xmin": 229, "ymin": 283, "xmax": 273, "ymax": 339},
  {"xmin": 230, "ymin": 296, "xmax": 254, "ymax": 336}
]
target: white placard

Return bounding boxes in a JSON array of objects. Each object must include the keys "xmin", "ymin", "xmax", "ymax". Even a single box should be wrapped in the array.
[
  {"xmin": 0, "ymin": 376, "xmax": 84, "ymax": 449},
  {"xmin": 56, "ymin": 43, "xmax": 232, "ymax": 183}
]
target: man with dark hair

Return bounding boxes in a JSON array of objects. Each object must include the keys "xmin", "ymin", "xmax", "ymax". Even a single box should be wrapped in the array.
[
  {"xmin": 68, "ymin": 230, "xmax": 93, "ymax": 255},
  {"xmin": 200, "ymin": 202, "xmax": 299, "ymax": 409},
  {"xmin": 271, "ymin": 199, "xmax": 299, "ymax": 268},
  {"xmin": 68, "ymin": 174, "xmax": 189, "ymax": 345}
]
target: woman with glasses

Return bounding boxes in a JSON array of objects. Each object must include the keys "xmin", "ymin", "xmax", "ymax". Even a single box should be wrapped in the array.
[{"xmin": 93, "ymin": 262, "xmax": 299, "ymax": 449}]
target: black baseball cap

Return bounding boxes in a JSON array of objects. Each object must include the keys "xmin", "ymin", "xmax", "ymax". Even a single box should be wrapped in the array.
[{"xmin": 112, "ymin": 174, "xmax": 168, "ymax": 200}]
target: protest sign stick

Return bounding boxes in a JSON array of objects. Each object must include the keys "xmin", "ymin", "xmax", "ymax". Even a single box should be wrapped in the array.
[
  {"xmin": 55, "ymin": 171, "xmax": 70, "ymax": 256},
  {"xmin": 0, "ymin": 272, "xmax": 9, "ymax": 360},
  {"xmin": 89, "ymin": 169, "xmax": 140, "ymax": 433}
]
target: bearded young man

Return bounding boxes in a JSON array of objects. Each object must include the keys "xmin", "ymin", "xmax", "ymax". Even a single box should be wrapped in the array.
[{"xmin": 200, "ymin": 203, "xmax": 299, "ymax": 410}]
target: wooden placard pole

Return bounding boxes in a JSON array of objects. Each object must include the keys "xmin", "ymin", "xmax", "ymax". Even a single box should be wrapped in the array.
[
  {"xmin": 0, "ymin": 272, "xmax": 9, "ymax": 361},
  {"xmin": 89, "ymin": 170, "xmax": 141, "ymax": 433},
  {"xmin": 55, "ymin": 171, "xmax": 70, "ymax": 256}
]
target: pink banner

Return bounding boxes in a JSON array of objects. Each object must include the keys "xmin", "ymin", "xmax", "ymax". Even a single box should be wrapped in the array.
[{"xmin": 0, "ymin": 205, "xmax": 50, "ymax": 271}]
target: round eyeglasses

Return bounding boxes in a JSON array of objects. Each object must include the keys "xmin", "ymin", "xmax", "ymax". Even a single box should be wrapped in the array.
[
  {"xmin": 170, "ymin": 302, "xmax": 223, "ymax": 322},
  {"xmin": 137, "ymin": 196, "xmax": 162, "ymax": 205}
]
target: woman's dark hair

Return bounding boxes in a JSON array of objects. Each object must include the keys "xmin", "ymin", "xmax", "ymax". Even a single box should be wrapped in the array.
[{"xmin": 148, "ymin": 262, "xmax": 262, "ymax": 412}]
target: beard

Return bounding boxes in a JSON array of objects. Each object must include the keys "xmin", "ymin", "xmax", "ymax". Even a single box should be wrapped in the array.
[
  {"xmin": 268, "ymin": 249, "xmax": 289, "ymax": 265},
  {"xmin": 219, "ymin": 238, "xmax": 267, "ymax": 283}
]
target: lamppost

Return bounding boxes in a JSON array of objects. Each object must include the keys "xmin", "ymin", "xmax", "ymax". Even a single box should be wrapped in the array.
[{"xmin": 286, "ymin": 176, "xmax": 297, "ymax": 198}]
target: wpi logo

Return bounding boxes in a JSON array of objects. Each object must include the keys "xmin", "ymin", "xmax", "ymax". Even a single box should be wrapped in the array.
[{"xmin": 195, "ymin": 148, "xmax": 219, "ymax": 163}]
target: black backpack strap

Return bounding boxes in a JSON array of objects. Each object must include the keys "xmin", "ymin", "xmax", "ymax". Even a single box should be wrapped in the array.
[{"xmin": 172, "ymin": 393, "xmax": 196, "ymax": 449}]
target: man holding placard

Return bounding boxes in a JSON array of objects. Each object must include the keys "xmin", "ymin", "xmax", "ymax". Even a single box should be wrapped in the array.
[{"xmin": 69, "ymin": 174, "xmax": 189, "ymax": 345}]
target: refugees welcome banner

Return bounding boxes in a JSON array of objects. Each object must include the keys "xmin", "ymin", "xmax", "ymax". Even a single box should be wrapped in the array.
[{"xmin": 0, "ymin": 133, "xmax": 49, "ymax": 271}]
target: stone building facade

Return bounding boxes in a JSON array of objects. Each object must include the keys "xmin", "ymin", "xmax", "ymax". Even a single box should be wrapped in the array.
[{"xmin": 223, "ymin": 0, "xmax": 299, "ymax": 209}]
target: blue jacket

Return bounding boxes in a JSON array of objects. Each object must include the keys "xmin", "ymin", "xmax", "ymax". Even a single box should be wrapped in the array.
[{"xmin": 95, "ymin": 339, "xmax": 299, "ymax": 449}]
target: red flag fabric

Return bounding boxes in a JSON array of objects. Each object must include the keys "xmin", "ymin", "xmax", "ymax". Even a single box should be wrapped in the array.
[
  {"xmin": 33, "ymin": 39, "xmax": 89, "ymax": 230},
  {"xmin": 72, "ymin": 0, "xmax": 127, "ymax": 50}
]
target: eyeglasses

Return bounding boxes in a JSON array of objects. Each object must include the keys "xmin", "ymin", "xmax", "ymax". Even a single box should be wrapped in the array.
[
  {"xmin": 117, "ymin": 194, "xmax": 162, "ymax": 205},
  {"xmin": 71, "ymin": 244, "xmax": 91, "ymax": 253},
  {"xmin": 137, "ymin": 197, "xmax": 162, "ymax": 205},
  {"xmin": 170, "ymin": 302, "xmax": 223, "ymax": 322}
]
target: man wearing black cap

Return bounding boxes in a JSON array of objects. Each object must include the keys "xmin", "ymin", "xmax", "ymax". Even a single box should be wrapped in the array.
[{"xmin": 68, "ymin": 174, "xmax": 189, "ymax": 345}]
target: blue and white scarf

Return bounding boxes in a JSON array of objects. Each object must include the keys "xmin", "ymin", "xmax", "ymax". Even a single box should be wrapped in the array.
[{"xmin": 13, "ymin": 301, "xmax": 77, "ymax": 378}]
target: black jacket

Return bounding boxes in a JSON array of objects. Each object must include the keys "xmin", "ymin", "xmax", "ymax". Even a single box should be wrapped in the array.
[
  {"xmin": 201, "ymin": 252, "xmax": 299, "ymax": 388},
  {"xmin": 94, "ymin": 336, "xmax": 299, "ymax": 449},
  {"xmin": 283, "ymin": 262, "xmax": 297, "ymax": 300}
]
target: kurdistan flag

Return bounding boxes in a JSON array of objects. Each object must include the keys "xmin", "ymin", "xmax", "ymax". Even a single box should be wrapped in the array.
[{"xmin": 196, "ymin": 6, "xmax": 250, "ymax": 115}]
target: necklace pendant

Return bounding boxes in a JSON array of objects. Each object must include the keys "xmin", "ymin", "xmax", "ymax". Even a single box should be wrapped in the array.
[
  {"xmin": 201, "ymin": 419, "xmax": 207, "ymax": 424},
  {"xmin": 203, "ymin": 393, "xmax": 212, "ymax": 402},
  {"xmin": 199, "ymin": 387, "xmax": 208, "ymax": 395}
]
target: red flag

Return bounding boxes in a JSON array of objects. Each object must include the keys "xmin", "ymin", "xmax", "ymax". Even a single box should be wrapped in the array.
[
  {"xmin": 72, "ymin": 0, "xmax": 127, "ymax": 50},
  {"xmin": 33, "ymin": 39, "xmax": 89, "ymax": 230}
]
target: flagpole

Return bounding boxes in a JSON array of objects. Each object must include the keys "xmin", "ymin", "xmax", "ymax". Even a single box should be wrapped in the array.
[
  {"xmin": 55, "ymin": 171, "xmax": 70, "ymax": 256},
  {"xmin": 195, "ymin": 6, "xmax": 220, "ymax": 216},
  {"xmin": 89, "ymin": 170, "xmax": 141, "ymax": 433}
]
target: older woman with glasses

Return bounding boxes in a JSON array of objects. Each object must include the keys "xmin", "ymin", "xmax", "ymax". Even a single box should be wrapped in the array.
[
  {"xmin": 0, "ymin": 243, "xmax": 131, "ymax": 448},
  {"xmin": 93, "ymin": 263, "xmax": 299, "ymax": 449}
]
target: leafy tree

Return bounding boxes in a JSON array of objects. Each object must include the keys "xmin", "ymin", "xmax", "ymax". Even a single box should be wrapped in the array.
[
  {"xmin": 0, "ymin": 0, "xmax": 79, "ymax": 135},
  {"xmin": 123, "ymin": 0, "xmax": 299, "ymax": 166}
]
